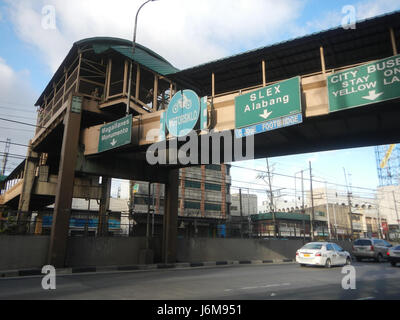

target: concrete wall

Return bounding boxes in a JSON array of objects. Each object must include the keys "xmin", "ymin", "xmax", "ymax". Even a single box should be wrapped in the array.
[
  {"xmin": 176, "ymin": 238, "xmax": 304, "ymax": 262},
  {"xmin": 176, "ymin": 238, "xmax": 355, "ymax": 263},
  {"xmin": 0, "ymin": 235, "xmax": 355, "ymax": 270},
  {"xmin": 0, "ymin": 236, "xmax": 50, "ymax": 270},
  {"xmin": 65, "ymin": 237, "xmax": 162, "ymax": 267}
]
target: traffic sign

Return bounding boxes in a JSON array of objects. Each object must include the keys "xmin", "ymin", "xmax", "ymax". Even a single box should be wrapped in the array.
[
  {"xmin": 165, "ymin": 90, "xmax": 200, "ymax": 137},
  {"xmin": 235, "ymin": 77, "xmax": 302, "ymax": 129},
  {"xmin": 98, "ymin": 115, "xmax": 132, "ymax": 153},
  {"xmin": 328, "ymin": 54, "xmax": 400, "ymax": 112},
  {"xmin": 235, "ymin": 113, "xmax": 303, "ymax": 138}
]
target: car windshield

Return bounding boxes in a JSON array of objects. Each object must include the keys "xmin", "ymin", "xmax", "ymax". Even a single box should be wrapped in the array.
[
  {"xmin": 354, "ymin": 239, "xmax": 371, "ymax": 246},
  {"xmin": 302, "ymin": 243, "xmax": 323, "ymax": 250}
]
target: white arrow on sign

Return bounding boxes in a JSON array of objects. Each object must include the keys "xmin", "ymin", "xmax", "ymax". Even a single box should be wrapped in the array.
[
  {"xmin": 110, "ymin": 139, "xmax": 117, "ymax": 147},
  {"xmin": 362, "ymin": 90, "xmax": 384, "ymax": 101},
  {"xmin": 260, "ymin": 110, "xmax": 273, "ymax": 120}
]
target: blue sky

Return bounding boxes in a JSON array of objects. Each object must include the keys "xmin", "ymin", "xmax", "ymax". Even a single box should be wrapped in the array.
[{"xmin": 0, "ymin": 0, "xmax": 399, "ymax": 199}]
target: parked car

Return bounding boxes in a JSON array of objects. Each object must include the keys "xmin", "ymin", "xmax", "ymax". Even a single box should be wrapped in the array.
[
  {"xmin": 387, "ymin": 245, "xmax": 400, "ymax": 267},
  {"xmin": 352, "ymin": 238, "xmax": 391, "ymax": 262},
  {"xmin": 296, "ymin": 242, "xmax": 351, "ymax": 268}
]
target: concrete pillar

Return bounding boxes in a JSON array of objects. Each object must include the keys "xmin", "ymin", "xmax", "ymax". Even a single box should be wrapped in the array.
[
  {"xmin": 48, "ymin": 95, "xmax": 82, "ymax": 267},
  {"xmin": 97, "ymin": 176, "xmax": 111, "ymax": 237},
  {"xmin": 17, "ymin": 142, "xmax": 38, "ymax": 230},
  {"xmin": 162, "ymin": 169, "xmax": 179, "ymax": 264}
]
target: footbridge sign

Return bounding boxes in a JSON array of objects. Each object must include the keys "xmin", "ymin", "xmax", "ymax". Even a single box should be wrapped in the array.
[
  {"xmin": 328, "ymin": 54, "xmax": 400, "ymax": 112},
  {"xmin": 235, "ymin": 77, "xmax": 302, "ymax": 136}
]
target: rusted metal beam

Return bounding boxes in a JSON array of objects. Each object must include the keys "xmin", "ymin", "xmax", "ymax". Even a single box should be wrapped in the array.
[{"xmin": 48, "ymin": 95, "xmax": 82, "ymax": 268}]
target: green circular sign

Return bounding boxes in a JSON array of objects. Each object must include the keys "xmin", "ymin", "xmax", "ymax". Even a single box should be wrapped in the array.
[{"xmin": 166, "ymin": 90, "xmax": 200, "ymax": 137}]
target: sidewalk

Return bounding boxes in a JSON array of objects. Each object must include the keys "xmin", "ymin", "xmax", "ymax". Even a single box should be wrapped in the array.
[{"xmin": 0, "ymin": 259, "xmax": 295, "ymax": 278}]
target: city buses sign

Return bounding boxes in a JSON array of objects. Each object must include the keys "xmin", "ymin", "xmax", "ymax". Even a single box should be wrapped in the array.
[{"xmin": 328, "ymin": 54, "xmax": 400, "ymax": 112}]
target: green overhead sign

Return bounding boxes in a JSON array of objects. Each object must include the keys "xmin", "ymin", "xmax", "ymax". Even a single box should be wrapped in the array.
[
  {"xmin": 328, "ymin": 54, "xmax": 400, "ymax": 112},
  {"xmin": 235, "ymin": 77, "xmax": 302, "ymax": 129},
  {"xmin": 98, "ymin": 115, "xmax": 132, "ymax": 153}
]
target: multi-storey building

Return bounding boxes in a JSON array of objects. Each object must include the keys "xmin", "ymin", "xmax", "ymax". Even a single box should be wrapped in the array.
[{"xmin": 122, "ymin": 164, "xmax": 231, "ymax": 237}]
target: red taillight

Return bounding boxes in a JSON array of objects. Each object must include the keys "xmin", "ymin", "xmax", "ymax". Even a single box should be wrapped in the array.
[
  {"xmin": 387, "ymin": 251, "xmax": 390, "ymax": 256},
  {"xmin": 315, "ymin": 252, "xmax": 321, "ymax": 257},
  {"xmin": 296, "ymin": 252, "xmax": 299, "ymax": 256},
  {"xmin": 370, "ymin": 245, "xmax": 374, "ymax": 251}
]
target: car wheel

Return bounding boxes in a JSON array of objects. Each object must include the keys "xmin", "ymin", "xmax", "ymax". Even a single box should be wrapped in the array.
[
  {"xmin": 355, "ymin": 257, "xmax": 362, "ymax": 262},
  {"xmin": 376, "ymin": 254, "xmax": 384, "ymax": 263},
  {"xmin": 390, "ymin": 261, "xmax": 396, "ymax": 267},
  {"xmin": 300, "ymin": 264, "xmax": 306, "ymax": 267},
  {"xmin": 345, "ymin": 257, "xmax": 352, "ymax": 265},
  {"xmin": 325, "ymin": 259, "xmax": 332, "ymax": 268}
]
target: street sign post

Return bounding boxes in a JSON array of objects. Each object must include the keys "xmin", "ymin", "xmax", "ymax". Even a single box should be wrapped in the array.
[
  {"xmin": 235, "ymin": 77, "xmax": 302, "ymax": 135},
  {"xmin": 98, "ymin": 115, "xmax": 132, "ymax": 153},
  {"xmin": 328, "ymin": 54, "xmax": 400, "ymax": 112}
]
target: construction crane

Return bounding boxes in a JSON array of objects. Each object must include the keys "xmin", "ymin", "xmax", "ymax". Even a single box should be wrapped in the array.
[{"xmin": 380, "ymin": 144, "xmax": 396, "ymax": 169}]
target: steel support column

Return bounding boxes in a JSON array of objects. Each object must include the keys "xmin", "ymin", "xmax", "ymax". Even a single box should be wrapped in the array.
[
  {"xmin": 98, "ymin": 176, "xmax": 111, "ymax": 236},
  {"xmin": 48, "ymin": 96, "xmax": 82, "ymax": 267},
  {"xmin": 162, "ymin": 168, "xmax": 179, "ymax": 264}
]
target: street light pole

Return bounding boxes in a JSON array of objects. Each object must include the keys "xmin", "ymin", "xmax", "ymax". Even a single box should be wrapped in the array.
[{"xmin": 126, "ymin": 0, "xmax": 157, "ymax": 115}]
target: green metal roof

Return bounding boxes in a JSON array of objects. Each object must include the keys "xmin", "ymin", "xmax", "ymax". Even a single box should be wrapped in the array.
[
  {"xmin": 88, "ymin": 38, "xmax": 180, "ymax": 76},
  {"xmin": 251, "ymin": 212, "xmax": 310, "ymax": 222}
]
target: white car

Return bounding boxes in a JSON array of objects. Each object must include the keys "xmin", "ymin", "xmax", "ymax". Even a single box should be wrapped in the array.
[
  {"xmin": 296, "ymin": 242, "xmax": 352, "ymax": 268},
  {"xmin": 387, "ymin": 245, "xmax": 400, "ymax": 267}
]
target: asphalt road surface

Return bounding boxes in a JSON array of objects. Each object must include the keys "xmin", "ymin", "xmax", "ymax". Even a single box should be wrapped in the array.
[{"xmin": 0, "ymin": 262, "xmax": 399, "ymax": 300}]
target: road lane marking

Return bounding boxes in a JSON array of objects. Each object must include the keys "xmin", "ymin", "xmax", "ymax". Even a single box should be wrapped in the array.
[
  {"xmin": 356, "ymin": 297, "xmax": 375, "ymax": 300},
  {"xmin": 224, "ymin": 283, "xmax": 291, "ymax": 292}
]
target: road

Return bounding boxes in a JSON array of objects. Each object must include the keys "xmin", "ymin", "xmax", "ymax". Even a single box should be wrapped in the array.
[{"xmin": 0, "ymin": 262, "xmax": 399, "ymax": 300}]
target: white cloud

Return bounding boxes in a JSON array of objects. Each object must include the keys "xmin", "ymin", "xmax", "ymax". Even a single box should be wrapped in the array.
[
  {"xmin": 291, "ymin": 0, "xmax": 400, "ymax": 38},
  {"xmin": 0, "ymin": 57, "xmax": 38, "ymax": 168},
  {"xmin": 5, "ymin": 0, "xmax": 305, "ymax": 72}
]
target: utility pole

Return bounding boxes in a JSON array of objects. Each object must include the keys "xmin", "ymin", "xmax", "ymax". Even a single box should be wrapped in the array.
[
  {"xmin": 309, "ymin": 161, "xmax": 315, "ymax": 241},
  {"xmin": 1, "ymin": 138, "xmax": 11, "ymax": 176},
  {"xmin": 392, "ymin": 191, "xmax": 400, "ymax": 233},
  {"xmin": 239, "ymin": 188, "xmax": 243, "ymax": 238},
  {"xmin": 324, "ymin": 182, "xmax": 331, "ymax": 240},
  {"xmin": 344, "ymin": 168, "xmax": 354, "ymax": 240},
  {"xmin": 301, "ymin": 170, "xmax": 306, "ymax": 243},
  {"xmin": 266, "ymin": 159, "xmax": 277, "ymax": 238}
]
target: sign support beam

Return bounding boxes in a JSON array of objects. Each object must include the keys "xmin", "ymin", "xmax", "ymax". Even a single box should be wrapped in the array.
[
  {"xmin": 162, "ymin": 168, "xmax": 179, "ymax": 264},
  {"xmin": 48, "ymin": 95, "xmax": 82, "ymax": 268},
  {"xmin": 390, "ymin": 27, "xmax": 398, "ymax": 55}
]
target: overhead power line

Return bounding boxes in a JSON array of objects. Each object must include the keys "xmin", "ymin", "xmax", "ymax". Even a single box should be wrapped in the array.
[{"xmin": 0, "ymin": 117, "xmax": 44, "ymax": 129}]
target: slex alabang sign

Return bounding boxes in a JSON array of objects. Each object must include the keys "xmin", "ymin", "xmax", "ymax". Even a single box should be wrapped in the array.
[{"xmin": 235, "ymin": 77, "xmax": 303, "ymax": 138}]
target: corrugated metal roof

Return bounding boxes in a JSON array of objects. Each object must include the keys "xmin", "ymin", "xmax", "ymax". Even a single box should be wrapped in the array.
[{"xmin": 109, "ymin": 45, "xmax": 179, "ymax": 76}]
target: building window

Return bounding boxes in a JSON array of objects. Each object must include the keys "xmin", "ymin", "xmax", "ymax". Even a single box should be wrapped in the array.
[
  {"xmin": 205, "ymin": 203, "xmax": 221, "ymax": 211},
  {"xmin": 185, "ymin": 180, "xmax": 201, "ymax": 189},
  {"xmin": 205, "ymin": 183, "xmax": 221, "ymax": 191},
  {"xmin": 185, "ymin": 201, "xmax": 201, "ymax": 210},
  {"xmin": 205, "ymin": 164, "xmax": 221, "ymax": 171}
]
